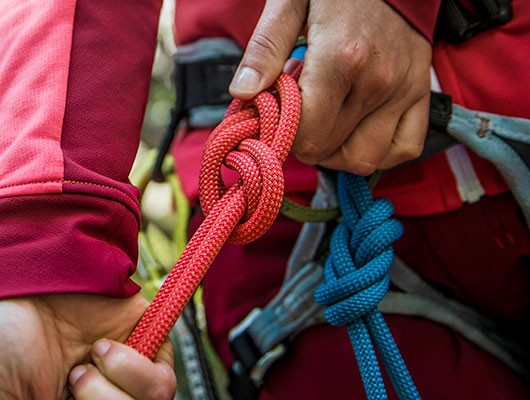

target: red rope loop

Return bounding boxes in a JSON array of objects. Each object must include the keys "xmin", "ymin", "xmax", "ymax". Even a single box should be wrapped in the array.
[
  {"xmin": 126, "ymin": 72, "xmax": 301, "ymax": 359},
  {"xmin": 199, "ymin": 73, "xmax": 300, "ymax": 244}
]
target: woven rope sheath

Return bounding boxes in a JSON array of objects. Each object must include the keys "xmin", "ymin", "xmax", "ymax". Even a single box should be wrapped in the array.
[
  {"xmin": 314, "ymin": 173, "xmax": 420, "ymax": 400},
  {"xmin": 126, "ymin": 73, "xmax": 301, "ymax": 359}
]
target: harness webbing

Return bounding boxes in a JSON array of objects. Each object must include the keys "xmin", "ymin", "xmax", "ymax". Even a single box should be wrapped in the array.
[
  {"xmin": 126, "ymin": 72, "xmax": 301, "ymax": 359},
  {"xmin": 314, "ymin": 173, "xmax": 420, "ymax": 399}
]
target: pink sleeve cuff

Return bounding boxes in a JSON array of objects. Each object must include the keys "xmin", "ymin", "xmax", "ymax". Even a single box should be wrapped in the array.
[
  {"xmin": 0, "ymin": 195, "xmax": 140, "ymax": 299},
  {"xmin": 0, "ymin": 0, "xmax": 162, "ymax": 299}
]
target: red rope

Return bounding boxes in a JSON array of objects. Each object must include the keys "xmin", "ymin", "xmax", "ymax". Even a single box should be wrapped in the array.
[{"xmin": 126, "ymin": 72, "xmax": 301, "ymax": 359}]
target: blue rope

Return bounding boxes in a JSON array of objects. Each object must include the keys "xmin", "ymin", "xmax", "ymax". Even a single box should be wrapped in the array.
[{"xmin": 314, "ymin": 172, "xmax": 420, "ymax": 400}]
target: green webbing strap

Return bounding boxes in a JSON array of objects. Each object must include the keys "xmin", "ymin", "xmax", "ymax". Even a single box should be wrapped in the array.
[
  {"xmin": 279, "ymin": 171, "xmax": 382, "ymax": 223},
  {"xmin": 280, "ymin": 198, "xmax": 339, "ymax": 223},
  {"xmin": 130, "ymin": 149, "xmax": 190, "ymax": 256}
]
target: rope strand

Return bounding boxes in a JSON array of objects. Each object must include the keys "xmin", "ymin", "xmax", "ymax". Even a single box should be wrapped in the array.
[{"xmin": 314, "ymin": 172, "xmax": 420, "ymax": 399}]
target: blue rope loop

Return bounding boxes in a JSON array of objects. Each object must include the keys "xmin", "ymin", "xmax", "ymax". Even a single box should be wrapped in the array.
[{"xmin": 314, "ymin": 172, "xmax": 420, "ymax": 400}]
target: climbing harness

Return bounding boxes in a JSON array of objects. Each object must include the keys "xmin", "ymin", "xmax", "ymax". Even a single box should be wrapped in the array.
[
  {"xmin": 445, "ymin": 103, "xmax": 530, "ymax": 228},
  {"xmin": 228, "ymin": 169, "xmax": 530, "ymax": 398},
  {"xmin": 424, "ymin": 92, "xmax": 530, "ymax": 228},
  {"xmin": 170, "ymin": 298, "xmax": 221, "ymax": 400},
  {"xmin": 152, "ymin": 38, "xmax": 242, "ymax": 182},
  {"xmin": 435, "ymin": 0, "xmax": 512, "ymax": 44},
  {"xmin": 129, "ymin": 64, "xmax": 420, "ymax": 398},
  {"xmin": 132, "ymin": 15, "xmax": 530, "ymax": 394},
  {"xmin": 225, "ymin": 43, "xmax": 530, "ymax": 398}
]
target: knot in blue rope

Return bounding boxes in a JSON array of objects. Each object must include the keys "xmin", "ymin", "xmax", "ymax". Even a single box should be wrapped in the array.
[
  {"xmin": 314, "ymin": 172, "xmax": 420, "ymax": 400},
  {"xmin": 314, "ymin": 197, "xmax": 402, "ymax": 326}
]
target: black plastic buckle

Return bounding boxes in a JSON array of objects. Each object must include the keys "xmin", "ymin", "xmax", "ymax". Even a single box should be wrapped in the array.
[
  {"xmin": 429, "ymin": 92, "xmax": 453, "ymax": 132},
  {"xmin": 228, "ymin": 325, "xmax": 262, "ymax": 400},
  {"xmin": 174, "ymin": 56, "xmax": 241, "ymax": 111},
  {"xmin": 151, "ymin": 54, "xmax": 241, "ymax": 182},
  {"xmin": 435, "ymin": 0, "xmax": 512, "ymax": 44},
  {"xmin": 229, "ymin": 327, "xmax": 264, "ymax": 376},
  {"xmin": 227, "ymin": 309, "xmax": 289, "ymax": 400}
]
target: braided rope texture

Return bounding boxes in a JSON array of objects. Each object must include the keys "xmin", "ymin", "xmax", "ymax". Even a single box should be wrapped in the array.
[
  {"xmin": 126, "ymin": 73, "xmax": 301, "ymax": 359},
  {"xmin": 314, "ymin": 172, "xmax": 420, "ymax": 400}
]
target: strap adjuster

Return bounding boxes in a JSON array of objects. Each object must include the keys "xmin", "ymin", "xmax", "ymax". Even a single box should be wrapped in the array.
[
  {"xmin": 435, "ymin": 0, "xmax": 512, "ymax": 44},
  {"xmin": 229, "ymin": 309, "xmax": 287, "ymax": 384},
  {"xmin": 429, "ymin": 92, "xmax": 453, "ymax": 132},
  {"xmin": 152, "ymin": 38, "xmax": 242, "ymax": 182}
]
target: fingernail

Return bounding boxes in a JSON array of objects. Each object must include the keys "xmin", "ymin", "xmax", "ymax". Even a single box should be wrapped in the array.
[
  {"xmin": 93, "ymin": 339, "xmax": 111, "ymax": 358},
  {"xmin": 283, "ymin": 58, "xmax": 301, "ymax": 74},
  {"xmin": 230, "ymin": 67, "xmax": 261, "ymax": 95},
  {"xmin": 69, "ymin": 365, "xmax": 87, "ymax": 386}
]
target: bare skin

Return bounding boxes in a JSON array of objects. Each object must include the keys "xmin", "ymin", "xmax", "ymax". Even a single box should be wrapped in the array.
[
  {"xmin": 0, "ymin": 293, "xmax": 176, "ymax": 400},
  {"xmin": 230, "ymin": 0, "xmax": 432, "ymax": 175}
]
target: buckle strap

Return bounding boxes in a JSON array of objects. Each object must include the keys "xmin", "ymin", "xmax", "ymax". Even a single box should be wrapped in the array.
[
  {"xmin": 152, "ymin": 38, "xmax": 242, "ymax": 182},
  {"xmin": 227, "ymin": 172, "xmax": 337, "ymax": 398},
  {"xmin": 384, "ymin": 257, "xmax": 530, "ymax": 384},
  {"xmin": 228, "ymin": 262, "xmax": 326, "ymax": 385},
  {"xmin": 435, "ymin": 0, "xmax": 512, "ymax": 44},
  {"xmin": 447, "ymin": 104, "xmax": 530, "ymax": 229},
  {"xmin": 175, "ymin": 38, "xmax": 242, "ymax": 112}
]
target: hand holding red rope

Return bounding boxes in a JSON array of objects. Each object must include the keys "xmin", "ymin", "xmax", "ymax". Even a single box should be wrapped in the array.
[{"xmin": 126, "ymin": 72, "xmax": 301, "ymax": 359}]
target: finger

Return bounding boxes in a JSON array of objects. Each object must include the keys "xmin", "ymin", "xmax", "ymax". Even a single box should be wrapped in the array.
[
  {"xmin": 90, "ymin": 338, "xmax": 176, "ymax": 400},
  {"xmin": 328, "ymin": 49, "xmax": 412, "ymax": 144},
  {"xmin": 69, "ymin": 364, "xmax": 134, "ymax": 400},
  {"xmin": 292, "ymin": 41, "xmax": 362, "ymax": 164},
  {"xmin": 309, "ymin": 74, "xmax": 393, "ymax": 166},
  {"xmin": 377, "ymin": 93, "xmax": 429, "ymax": 170},
  {"xmin": 318, "ymin": 102, "xmax": 401, "ymax": 175},
  {"xmin": 229, "ymin": 0, "xmax": 308, "ymax": 99}
]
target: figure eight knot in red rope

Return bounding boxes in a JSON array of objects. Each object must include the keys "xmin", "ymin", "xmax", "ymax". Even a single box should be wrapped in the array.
[{"xmin": 126, "ymin": 72, "xmax": 301, "ymax": 359}]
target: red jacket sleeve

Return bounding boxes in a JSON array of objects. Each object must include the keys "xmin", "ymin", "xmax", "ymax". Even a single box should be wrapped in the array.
[
  {"xmin": 385, "ymin": 0, "xmax": 442, "ymax": 43},
  {"xmin": 0, "ymin": 0, "xmax": 162, "ymax": 299}
]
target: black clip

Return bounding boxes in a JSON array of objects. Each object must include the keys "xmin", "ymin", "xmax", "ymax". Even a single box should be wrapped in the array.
[
  {"xmin": 151, "ymin": 52, "xmax": 241, "ymax": 182},
  {"xmin": 429, "ymin": 92, "xmax": 453, "ymax": 132},
  {"xmin": 151, "ymin": 107, "xmax": 187, "ymax": 182},
  {"xmin": 436, "ymin": 0, "xmax": 512, "ymax": 44}
]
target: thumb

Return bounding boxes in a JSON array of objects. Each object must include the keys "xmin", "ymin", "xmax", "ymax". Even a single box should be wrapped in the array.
[{"xmin": 229, "ymin": 0, "xmax": 308, "ymax": 99}]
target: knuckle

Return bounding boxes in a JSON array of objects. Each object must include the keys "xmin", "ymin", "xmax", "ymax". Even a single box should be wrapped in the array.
[
  {"xmin": 346, "ymin": 158, "xmax": 377, "ymax": 176},
  {"xmin": 293, "ymin": 140, "xmax": 325, "ymax": 164},
  {"xmin": 337, "ymin": 41, "xmax": 368, "ymax": 75},
  {"xmin": 407, "ymin": 66, "xmax": 430, "ymax": 94},
  {"xmin": 148, "ymin": 374, "xmax": 177, "ymax": 400},
  {"xmin": 371, "ymin": 64, "xmax": 395, "ymax": 95},
  {"xmin": 246, "ymin": 30, "xmax": 283, "ymax": 62},
  {"xmin": 400, "ymin": 142, "xmax": 424, "ymax": 161}
]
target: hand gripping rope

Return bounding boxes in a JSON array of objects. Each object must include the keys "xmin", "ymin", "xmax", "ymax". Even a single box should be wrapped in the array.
[
  {"xmin": 314, "ymin": 173, "xmax": 420, "ymax": 399},
  {"xmin": 126, "ymin": 72, "xmax": 301, "ymax": 359}
]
